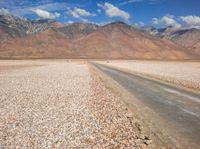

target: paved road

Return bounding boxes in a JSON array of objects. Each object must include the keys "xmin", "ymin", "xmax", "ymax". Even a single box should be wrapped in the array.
[{"xmin": 94, "ymin": 63, "xmax": 200, "ymax": 148}]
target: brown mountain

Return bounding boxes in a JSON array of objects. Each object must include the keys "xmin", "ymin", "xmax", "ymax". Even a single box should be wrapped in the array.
[
  {"xmin": 172, "ymin": 29, "xmax": 200, "ymax": 47},
  {"xmin": 0, "ymin": 29, "xmax": 73, "ymax": 58},
  {"xmin": 192, "ymin": 40, "xmax": 200, "ymax": 55},
  {"xmin": 172, "ymin": 29, "xmax": 200, "ymax": 56},
  {"xmin": 57, "ymin": 23, "xmax": 99, "ymax": 39},
  {"xmin": 70, "ymin": 22, "xmax": 193, "ymax": 59},
  {"xmin": 0, "ymin": 15, "xmax": 58, "ymax": 42},
  {"xmin": 0, "ymin": 15, "xmax": 197, "ymax": 59},
  {"xmin": 143, "ymin": 26, "xmax": 200, "ymax": 56}
]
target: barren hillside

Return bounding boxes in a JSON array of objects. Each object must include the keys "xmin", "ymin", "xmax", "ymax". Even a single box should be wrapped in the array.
[{"xmin": 0, "ymin": 15, "xmax": 197, "ymax": 59}]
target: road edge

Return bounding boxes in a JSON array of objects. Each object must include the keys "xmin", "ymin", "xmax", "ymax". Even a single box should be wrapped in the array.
[
  {"xmin": 96, "ymin": 62, "xmax": 200, "ymax": 93},
  {"xmin": 89, "ymin": 62, "xmax": 181, "ymax": 149}
]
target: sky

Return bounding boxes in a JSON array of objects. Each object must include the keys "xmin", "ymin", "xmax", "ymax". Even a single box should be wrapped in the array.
[{"xmin": 0, "ymin": 0, "xmax": 200, "ymax": 28}]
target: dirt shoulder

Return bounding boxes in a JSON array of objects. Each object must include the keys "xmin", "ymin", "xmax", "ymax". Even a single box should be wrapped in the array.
[{"xmin": 90, "ymin": 63, "xmax": 180, "ymax": 148}]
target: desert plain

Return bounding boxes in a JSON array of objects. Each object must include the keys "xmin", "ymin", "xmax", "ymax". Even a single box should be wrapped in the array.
[{"xmin": 0, "ymin": 60, "xmax": 200, "ymax": 148}]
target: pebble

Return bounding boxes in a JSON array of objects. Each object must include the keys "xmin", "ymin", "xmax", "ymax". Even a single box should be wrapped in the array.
[{"xmin": 0, "ymin": 60, "xmax": 151, "ymax": 148}]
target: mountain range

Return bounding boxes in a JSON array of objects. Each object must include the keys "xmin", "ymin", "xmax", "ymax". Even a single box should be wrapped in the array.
[
  {"xmin": 0, "ymin": 14, "xmax": 199, "ymax": 59},
  {"xmin": 142, "ymin": 26, "xmax": 200, "ymax": 56}
]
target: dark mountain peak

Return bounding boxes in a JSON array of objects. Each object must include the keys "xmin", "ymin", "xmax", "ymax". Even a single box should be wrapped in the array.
[
  {"xmin": 142, "ymin": 26, "xmax": 156, "ymax": 30},
  {"xmin": 110, "ymin": 21, "xmax": 127, "ymax": 25},
  {"xmin": 166, "ymin": 25, "xmax": 173, "ymax": 28},
  {"xmin": 57, "ymin": 22, "xmax": 99, "ymax": 39},
  {"xmin": 172, "ymin": 29, "xmax": 189, "ymax": 36},
  {"xmin": 65, "ymin": 22, "xmax": 99, "ymax": 29},
  {"xmin": 0, "ymin": 14, "xmax": 55, "ymax": 25},
  {"xmin": 187, "ymin": 28, "xmax": 200, "ymax": 33},
  {"xmin": 101, "ymin": 21, "xmax": 133, "ymax": 33},
  {"xmin": 32, "ymin": 19, "xmax": 55, "ymax": 24},
  {"xmin": 104, "ymin": 21, "xmax": 130, "ymax": 28},
  {"xmin": 0, "ymin": 14, "xmax": 55, "ymax": 40},
  {"xmin": 0, "ymin": 14, "xmax": 27, "ymax": 25},
  {"xmin": 171, "ymin": 28, "xmax": 200, "ymax": 38}
]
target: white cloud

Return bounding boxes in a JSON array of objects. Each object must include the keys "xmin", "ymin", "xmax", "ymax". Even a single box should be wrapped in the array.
[
  {"xmin": 119, "ymin": 0, "xmax": 144, "ymax": 5},
  {"xmin": 80, "ymin": 18, "xmax": 89, "ymax": 22},
  {"xmin": 119, "ymin": 0, "xmax": 158, "ymax": 5},
  {"xmin": 1, "ymin": 1, "xmax": 69, "ymax": 17},
  {"xmin": 67, "ymin": 20, "xmax": 74, "ymax": 24},
  {"xmin": 180, "ymin": 16, "xmax": 200, "ymax": 28},
  {"xmin": 0, "ymin": 8, "xmax": 10, "ymax": 15},
  {"xmin": 32, "ymin": 9, "xmax": 60, "ymax": 19},
  {"xmin": 68, "ymin": 7, "xmax": 96, "ymax": 18},
  {"xmin": 134, "ymin": 21, "xmax": 145, "ymax": 27},
  {"xmin": 152, "ymin": 18, "xmax": 159, "ymax": 24},
  {"xmin": 97, "ymin": 9, "xmax": 101, "ymax": 13},
  {"xmin": 98, "ymin": 2, "xmax": 130, "ymax": 21},
  {"xmin": 152, "ymin": 15, "xmax": 181, "ymax": 28}
]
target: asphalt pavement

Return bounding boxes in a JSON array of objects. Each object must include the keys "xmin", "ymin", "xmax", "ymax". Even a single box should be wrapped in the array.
[{"xmin": 94, "ymin": 63, "xmax": 200, "ymax": 148}]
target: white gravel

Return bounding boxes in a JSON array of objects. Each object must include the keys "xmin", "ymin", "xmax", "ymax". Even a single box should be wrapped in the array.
[
  {"xmin": 99, "ymin": 60, "xmax": 200, "ymax": 90},
  {"xmin": 0, "ymin": 60, "xmax": 150, "ymax": 148}
]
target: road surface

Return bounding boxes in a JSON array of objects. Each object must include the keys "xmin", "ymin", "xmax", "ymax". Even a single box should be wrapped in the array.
[{"xmin": 94, "ymin": 63, "xmax": 200, "ymax": 148}]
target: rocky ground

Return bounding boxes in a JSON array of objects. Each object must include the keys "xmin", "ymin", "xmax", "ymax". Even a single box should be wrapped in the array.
[
  {"xmin": 0, "ymin": 60, "xmax": 152, "ymax": 148},
  {"xmin": 99, "ymin": 60, "xmax": 200, "ymax": 91}
]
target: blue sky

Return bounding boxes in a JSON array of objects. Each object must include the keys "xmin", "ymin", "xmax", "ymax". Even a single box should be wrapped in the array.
[{"xmin": 0, "ymin": 0, "xmax": 200, "ymax": 28}]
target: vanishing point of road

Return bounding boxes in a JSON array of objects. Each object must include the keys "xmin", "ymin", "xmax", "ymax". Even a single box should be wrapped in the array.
[{"xmin": 94, "ymin": 63, "xmax": 200, "ymax": 149}]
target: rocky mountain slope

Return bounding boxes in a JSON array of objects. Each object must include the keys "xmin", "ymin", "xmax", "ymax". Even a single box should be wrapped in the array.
[
  {"xmin": 0, "ymin": 14, "xmax": 197, "ymax": 59},
  {"xmin": 0, "ymin": 15, "xmax": 55, "ymax": 42},
  {"xmin": 71, "ymin": 22, "xmax": 191, "ymax": 59},
  {"xmin": 0, "ymin": 29, "xmax": 73, "ymax": 58},
  {"xmin": 143, "ymin": 26, "xmax": 200, "ymax": 56},
  {"xmin": 172, "ymin": 29, "xmax": 200, "ymax": 45},
  {"xmin": 57, "ymin": 23, "xmax": 99, "ymax": 39},
  {"xmin": 142, "ymin": 26, "xmax": 177, "ymax": 39},
  {"xmin": 192, "ymin": 40, "xmax": 200, "ymax": 55}
]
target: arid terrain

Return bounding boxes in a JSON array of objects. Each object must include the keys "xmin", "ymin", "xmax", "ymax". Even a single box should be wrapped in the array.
[
  {"xmin": 0, "ymin": 15, "xmax": 199, "ymax": 60},
  {"xmin": 93, "ymin": 61, "xmax": 200, "ymax": 149},
  {"xmin": 1, "ymin": 8, "xmax": 200, "ymax": 149},
  {"xmin": 0, "ymin": 60, "xmax": 159, "ymax": 148},
  {"xmin": 1, "ymin": 0, "xmax": 200, "ymax": 148},
  {"xmin": 0, "ymin": 60, "xmax": 200, "ymax": 148}
]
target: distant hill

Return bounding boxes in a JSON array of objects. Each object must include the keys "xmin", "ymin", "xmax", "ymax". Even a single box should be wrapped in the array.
[
  {"xmin": 0, "ymin": 14, "xmax": 197, "ymax": 59},
  {"xmin": 142, "ymin": 26, "xmax": 200, "ymax": 56},
  {"xmin": 0, "ymin": 15, "xmax": 55, "ymax": 41},
  {"xmin": 56, "ymin": 23, "xmax": 99, "ymax": 39},
  {"xmin": 71, "ymin": 21, "xmax": 192, "ymax": 59}
]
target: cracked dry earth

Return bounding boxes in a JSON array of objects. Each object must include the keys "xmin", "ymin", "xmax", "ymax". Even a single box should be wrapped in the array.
[{"xmin": 0, "ymin": 61, "xmax": 151, "ymax": 148}]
